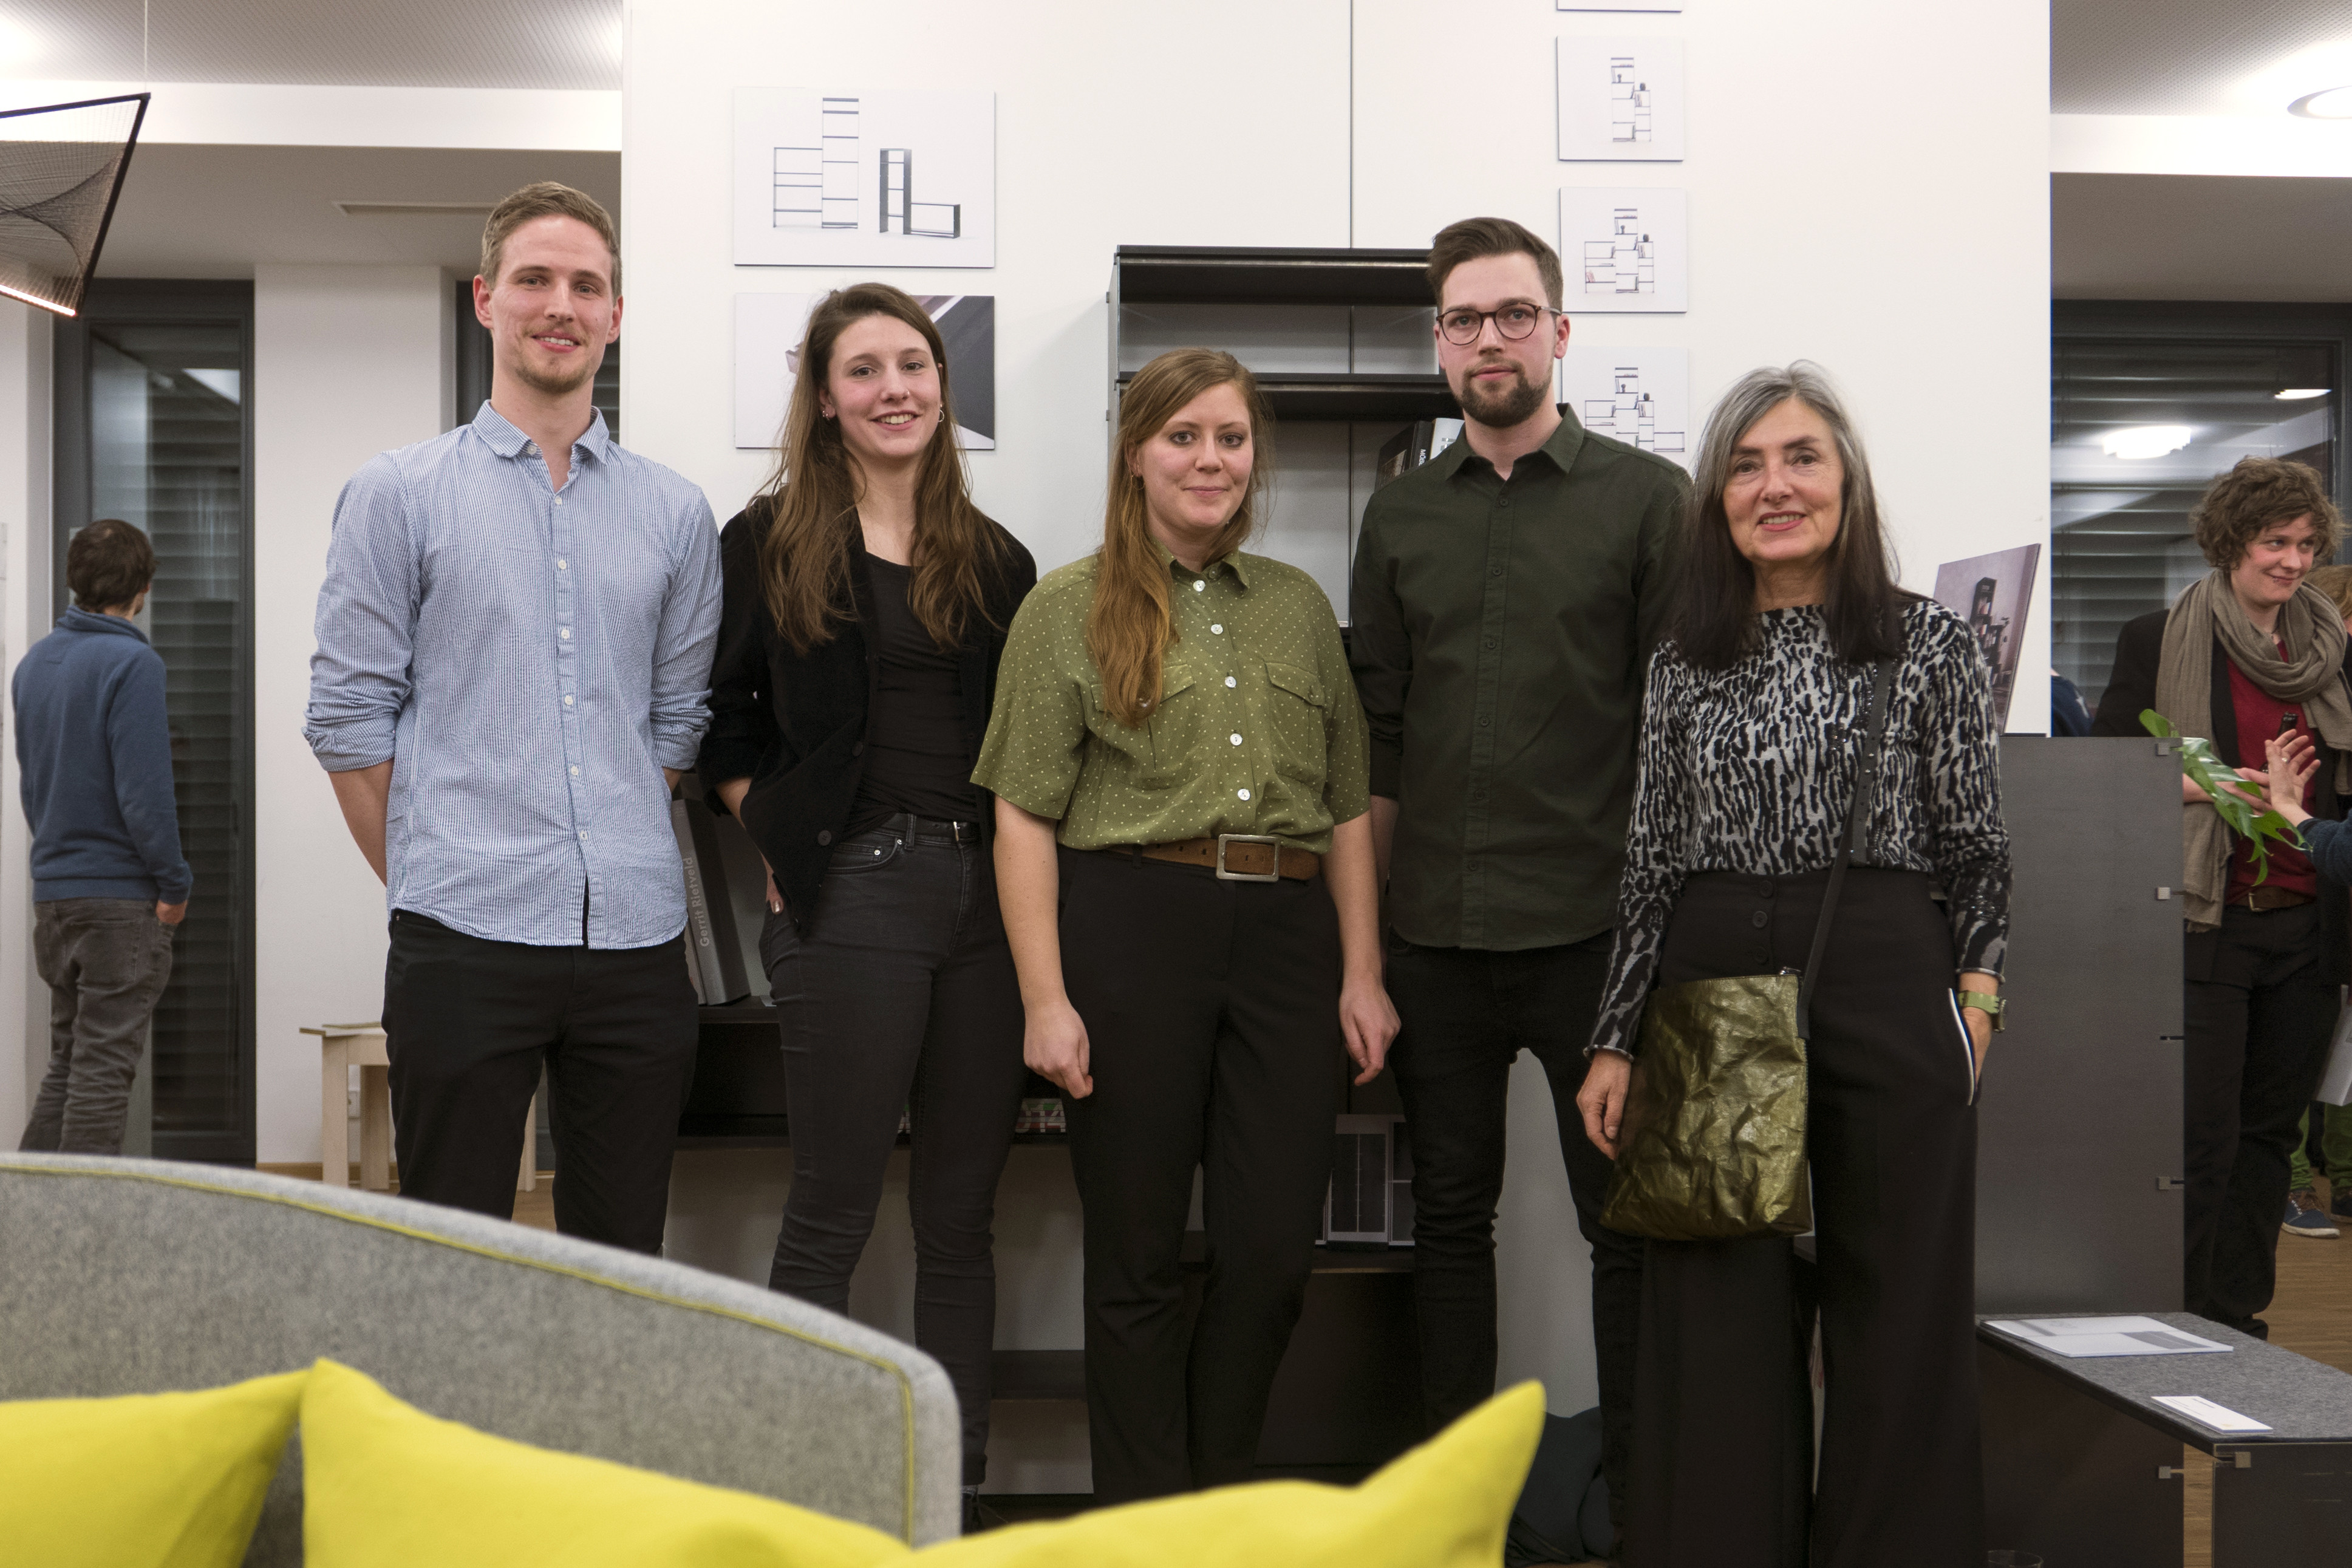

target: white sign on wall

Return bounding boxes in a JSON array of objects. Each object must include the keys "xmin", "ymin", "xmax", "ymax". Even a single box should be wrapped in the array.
[
  {"xmin": 734, "ymin": 292, "xmax": 998, "ymax": 452},
  {"xmin": 1557, "ymin": 38, "xmax": 1685, "ymax": 162},
  {"xmin": 1559, "ymin": 187, "xmax": 1688, "ymax": 313},
  {"xmin": 733, "ymin": 88, "xmax": 996, "ymax": 268},
  {"xmin": 1559, "ymin": 347, "xmax": 1689, "ymax": 466}
]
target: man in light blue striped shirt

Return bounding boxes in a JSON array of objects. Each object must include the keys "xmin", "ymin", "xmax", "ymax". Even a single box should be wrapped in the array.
[{"xmin": 305, "ymin": 182, "xmax": 721, "ymax": 1250}]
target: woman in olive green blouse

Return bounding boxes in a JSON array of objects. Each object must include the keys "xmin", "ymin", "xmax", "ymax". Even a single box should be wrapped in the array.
[{"xmin": 974, "ymin": 347, "xmax": 1397, "ymax": 1503}]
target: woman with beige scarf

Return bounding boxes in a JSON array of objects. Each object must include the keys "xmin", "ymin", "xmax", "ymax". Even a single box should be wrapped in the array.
[{"xmin": 2093, "ymin": 455, "xmax": 2351, "ymax": 1338}]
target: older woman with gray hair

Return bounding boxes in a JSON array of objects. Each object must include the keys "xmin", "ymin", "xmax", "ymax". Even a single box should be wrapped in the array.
[{"xmin": 1575, "ymin": 364, "xmax": 2010, "ymax": 1567}]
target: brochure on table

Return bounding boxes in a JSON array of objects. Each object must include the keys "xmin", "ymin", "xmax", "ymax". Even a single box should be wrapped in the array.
[{"xmin": 1986, "ymin": 1316, "xmax": 2232, "ymax": 1358}]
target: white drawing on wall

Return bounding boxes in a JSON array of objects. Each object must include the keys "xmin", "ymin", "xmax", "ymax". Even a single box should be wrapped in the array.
[
  {"xmin": 1559, "ymin": 347, "xmax": 1689, "ymax": 467},
  {"xmin": 734, "ymin": 292, "xmax": 997, "ymax": 452},
  {"xmin": 1558, "ymin": 187, "xmax": 1688, "ymax": 313},
  {"xmin": 1557, "ymin": 38, "xmax": 1685, "ymax": 162},
  {"xmin": 735, "ymin": 87, "xmax": 994, "ymax": 268}
]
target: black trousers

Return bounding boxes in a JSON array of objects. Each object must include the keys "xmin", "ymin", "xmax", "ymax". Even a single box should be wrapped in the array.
[
  {"xmin": 2183, "ymin": 902, "xmax": 2339, "ymax": 1336},
  {"xmin": 1629, "ymin": 870, "xmax": 1982, "ymax": 1568},
  {"xmin": 758, "ymin": 821, "xmax": 1027, "ymax": 1485},
  {"xmin": 381, "ymin": 910, "xmax": 698, "ymax": 1253},
  {"xmin": 1385, "ymin": 932, "xmax": 1641, "ymax": 1546},
  {"xmin": 1057, "ymin": 847, "xmax": 1344, "ymax": 1504}
]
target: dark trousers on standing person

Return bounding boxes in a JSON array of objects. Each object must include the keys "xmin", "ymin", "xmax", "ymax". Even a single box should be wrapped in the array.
[
  {"xmin": 1629, "ymin": 870, "xmax": 1982, "ymax": 1568},
  {"xmin": 381, "ymin": 909, "xmax": 698, "ymax": 1253},
  {"xmin": 1057, "ymin": 847, "xmax": 1344, "ymax": 1505},
  {"xmin": 2183, "ymin": 901, "xmax": 2339, "ymax": 1337},
  {"xmin": 759, "ymin": 817, "xmax": 1028, "ymax": 1487},
  {"xmin": 19, "ymin": 898, "xmax": 176, "ymax": 1155},
  {"xmin": 1383, "ymin": 933, "xmax": 1643, "ymax": 1546}
]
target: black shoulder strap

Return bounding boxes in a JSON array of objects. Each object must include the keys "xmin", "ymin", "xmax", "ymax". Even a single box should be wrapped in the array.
[{"xmin": 1797, "ymin": 613, "xmax": 1900, "ymax": 1037}]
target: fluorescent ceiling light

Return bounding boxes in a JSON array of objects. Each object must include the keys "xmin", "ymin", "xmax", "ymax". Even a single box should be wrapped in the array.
[
  {"xmin": 2290, "ymin": 86, "xmax": 2352, "ymax": 118},
  {"xmin": 2275, "ymin": 387, "xmax": 2331, "ymax": 400},
  {"xmin": 2101, "ymin": 426, "xmax": 2193, "ymax": 460}
]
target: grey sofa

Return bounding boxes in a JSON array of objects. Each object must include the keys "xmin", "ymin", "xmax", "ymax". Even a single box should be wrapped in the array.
[{"xmin": 0, "ymin": 1153, "xmax": 960, "ymax": 1561}]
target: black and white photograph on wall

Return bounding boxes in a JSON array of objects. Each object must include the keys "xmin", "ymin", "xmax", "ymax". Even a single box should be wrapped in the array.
[
  {"xmin": 733, "ymin": 87, "xmax": 995, "ymax": 268},
  {"xmin": 1558, "ymin": 347, "xmax": 1687, "ymax": 466},
  {"xmin": 1555, "ymin": 37, "xmax": 1685, "ymax": 162},
  {"xmin": 1558, "ymin": 186, "xmax": 1688, "ymax": 312},
  {"xmin": 733, "ymin": 291, "xmax": 996, "ymax": 451},
  {"xmin": 1933, "ymin": 543, "xmax": 2041, "ymax": 728}
]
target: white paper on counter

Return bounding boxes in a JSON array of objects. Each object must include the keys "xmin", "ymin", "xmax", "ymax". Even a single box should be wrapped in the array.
[
  {"xmin": 1987, "ymin": 1316, "xmax": 2234, "ymax": 1358},
  {"xmin": 2153, "ymin": 1395, "xmax": 2272, "ymax": 1433}
]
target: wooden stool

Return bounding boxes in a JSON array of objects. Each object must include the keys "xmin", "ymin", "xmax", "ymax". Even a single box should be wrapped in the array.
[{"xmin": 305, "ymin": 1023, "xmax": 537, "ymax": 1194}]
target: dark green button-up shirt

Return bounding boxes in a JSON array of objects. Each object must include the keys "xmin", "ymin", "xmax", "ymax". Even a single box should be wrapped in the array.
[
  {"xmin": 1349, "ymin": 408, "xmax": 1685, "ymax": 950},
  {"xmin": 975, "ymin": 542, "xmax": 1369, "ymax": 854}
]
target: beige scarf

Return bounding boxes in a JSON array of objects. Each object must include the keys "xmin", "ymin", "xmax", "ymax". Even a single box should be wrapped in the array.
[{"xmin": 2153, "ymin": 570, "xmax": 2352, "ymax": 932}]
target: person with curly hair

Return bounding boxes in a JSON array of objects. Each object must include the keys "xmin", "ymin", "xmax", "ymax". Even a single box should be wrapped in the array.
[{"xmin": 2093, "ymin": 455, "xmax": 2352, "ymax": 1335}]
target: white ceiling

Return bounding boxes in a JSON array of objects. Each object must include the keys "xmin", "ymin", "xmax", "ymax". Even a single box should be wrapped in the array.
[
  {"xmin": 2053, "ymin": 0, "xmax": 2352, "ymax": 115},
  {"xmin": 94, "ymin": 145, "xmax": 619, "ymax": 277},
  {"xmin": 2054, "ymin": 173, "xmax": 2352, "ymax": 302},
  {"xmin": 0, "ymin": 0, "xmax": 621, "ymax": 90}
]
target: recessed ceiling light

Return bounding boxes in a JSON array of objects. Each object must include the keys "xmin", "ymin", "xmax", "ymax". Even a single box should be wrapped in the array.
[
  {"xmin": 2275, "ymin": 387, "xmax": 2331, "ymax": 400},
  {"xmin": 2102, "ymin": 426, "xmax": 2193, "ymax": 460},
  {"xmin": 2289, "ymin": 86, "xmax": 2352, "ymax": 118},
  {"xmin": 0, "ymin": 17, "xmax": 41, "ymax": 67}
]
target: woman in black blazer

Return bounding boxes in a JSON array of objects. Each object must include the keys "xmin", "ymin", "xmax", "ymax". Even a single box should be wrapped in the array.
[
  {"xmin": 698, "ymin": 284, "xmax": 1035, "ymax": 1520},
  {"xmin": 2091, "ymin": 456, "xmax": 2348, "ymax": 1341}
]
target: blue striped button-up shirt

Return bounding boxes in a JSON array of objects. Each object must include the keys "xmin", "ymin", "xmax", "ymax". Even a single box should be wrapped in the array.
[{"xmin": 305, "ymin": 403, "xmax": 723, "ymax": 949}]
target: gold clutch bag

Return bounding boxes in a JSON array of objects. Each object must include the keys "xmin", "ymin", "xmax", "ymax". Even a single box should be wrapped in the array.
[{"xmin": 1599, "ymin": 641, "xmax": 1895, "ymax": 1243}]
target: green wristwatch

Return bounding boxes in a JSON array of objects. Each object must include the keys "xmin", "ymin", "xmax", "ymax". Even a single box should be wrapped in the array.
[{"xmin": 1957, "ymin": 990, "xmax": 2006, "ymax": 1032}]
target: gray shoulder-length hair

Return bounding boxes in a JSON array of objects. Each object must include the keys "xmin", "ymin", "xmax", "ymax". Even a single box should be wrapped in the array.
[{"xmin": 1670, "ymin": 361, "xmax": 1906, "ymax": 670}]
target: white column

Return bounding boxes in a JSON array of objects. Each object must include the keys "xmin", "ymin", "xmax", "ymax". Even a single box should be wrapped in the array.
[
  {"xmin": 0, "ymin": 301, "xmax": 53, "ymax": 1140},
  {"xmin": 252, "ymin": 265, "xmax": 448, "ymax": 1163}
]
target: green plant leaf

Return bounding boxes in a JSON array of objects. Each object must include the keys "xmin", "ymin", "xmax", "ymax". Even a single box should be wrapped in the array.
[{"xmin": 2142, "ymin": 709, "xmax": 2305, "ymax": 884}]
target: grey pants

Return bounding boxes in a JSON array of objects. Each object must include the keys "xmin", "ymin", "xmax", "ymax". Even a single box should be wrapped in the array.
[{"xmin": 19, "ymin": 898, "xmax": 175, "ymax": 1155}]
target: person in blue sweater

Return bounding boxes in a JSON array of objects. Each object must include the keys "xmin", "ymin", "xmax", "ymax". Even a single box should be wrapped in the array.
[{"xmin": 15, "ymin": 518, "xmax": 192, "ymax": 1154}]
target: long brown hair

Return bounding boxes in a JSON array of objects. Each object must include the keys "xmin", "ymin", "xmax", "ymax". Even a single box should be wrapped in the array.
[
  {"xmin": 1088, "ymin": 349, "xmax": 1273, "ymax": 726},
  {"xmin": 751, "ymin": 284, "xmax": 1004, "ymax": 654}
]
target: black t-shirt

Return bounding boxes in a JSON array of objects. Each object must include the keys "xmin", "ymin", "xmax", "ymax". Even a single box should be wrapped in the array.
[{"xmin": 849, "ymin": 555, "xmax": 984, "ymax": 831}]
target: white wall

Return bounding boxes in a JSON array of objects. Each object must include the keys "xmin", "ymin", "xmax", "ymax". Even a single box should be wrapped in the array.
[
  {"xmin": 0, "ymin": 302, "xmax": 53, "ymax": 1139},
  {"xmin": 251, "ymin": 265, "xmax": 450, "ymax": 1162},
  {"xmin": 621, "ymin": 0, "xmax": 2052, "ymax": 1433}
]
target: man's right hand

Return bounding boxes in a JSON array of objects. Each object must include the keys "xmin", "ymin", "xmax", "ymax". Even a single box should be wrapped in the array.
[
  {"xmin": 1577, "ymin": 1049, "xmax": 1632, "ymax": 1159},
  {"xmin": 155, "ymin": 900, "xmax": 186, "ymax": 926},
  {"xmin": 1025, "ymin": 996, "xmax": 1094, "ymax": 1100}
]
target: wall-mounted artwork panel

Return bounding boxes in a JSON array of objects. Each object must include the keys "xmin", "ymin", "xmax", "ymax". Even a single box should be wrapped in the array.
[
  {"xmin": 1557, "ymin": 37, "xmax": 1685, "ymax": 162},
  {"xmin": 1560, "ymin": 347, "xmax": 1688, "ymax": 466},
  {"xmin": 1559, "ymin": 187, "xmax": 1688, "ymax": 313},
  {"xmin": 733, "ymin": 88, "xmax": 995, "ymax": 268}
]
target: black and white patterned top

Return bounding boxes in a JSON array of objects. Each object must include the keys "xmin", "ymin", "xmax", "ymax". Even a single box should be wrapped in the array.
[{"xmin": 1590, "ymin": 598, "xmax": 2011, "ymax": 1057}]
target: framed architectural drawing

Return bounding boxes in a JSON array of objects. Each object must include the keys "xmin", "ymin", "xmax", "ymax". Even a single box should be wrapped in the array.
[
  {"xmin": 1558, "ymin": 187, "xmax": 1688, "ymax": 313},
  {"xmin": 1557, "ymin": 37, "xmax": 1685, "ymax": 161},
  {"xmin": 1559, "ymin": 348, "xmax": 1688, "ymax": 466},
  {"xmin": 733, "ymin": 88, "xmax": 995, "ymax": 268},
  {"xmin": 734, "ymin": 292, "xmax": 997, "ymax": 451}
]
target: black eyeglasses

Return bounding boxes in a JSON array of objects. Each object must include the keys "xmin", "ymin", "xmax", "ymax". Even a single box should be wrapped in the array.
[{"xmin": 1437, "ymin": 303, "xmax": 1559, "ymax": 345}]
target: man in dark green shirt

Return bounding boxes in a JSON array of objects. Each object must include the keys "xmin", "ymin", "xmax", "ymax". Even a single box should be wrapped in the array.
[{"xmin": 1349, "ymin": 217, "xmax": 1684, "ymax": 1548}]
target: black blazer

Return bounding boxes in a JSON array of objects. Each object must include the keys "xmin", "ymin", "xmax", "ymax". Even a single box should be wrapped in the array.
[
  {"xmin": 2095, "ymin": 608, "xmax": 2351, "ymax": 983},
  {"xmin": 695, "ymin": 503, "xmax": 1037, "ymax": 929}
]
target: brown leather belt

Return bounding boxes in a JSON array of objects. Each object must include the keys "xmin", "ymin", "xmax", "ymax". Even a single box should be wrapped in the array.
[
  {"xmin": 1103, "ymin": 834, "xmax": 1321, "ymax": 882},
  {"xmin": 2231, "ymin": 885, "xmax": 2315, "ymax": 911}
]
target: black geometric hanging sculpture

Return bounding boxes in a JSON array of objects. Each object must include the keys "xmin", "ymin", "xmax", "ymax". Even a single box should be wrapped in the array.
[{"xmin": 0, "ymin": 93, "xmax": 149, "ymax": 318}]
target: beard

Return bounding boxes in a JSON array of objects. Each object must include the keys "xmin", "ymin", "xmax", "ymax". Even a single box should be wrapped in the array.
[
  {"xmin": 510, "ymin": 337, "xmax": 601, "ymax": 399},
  {"xmin": 1456, "ymin": 358, "xmax": 1550, "ymax": 428}
]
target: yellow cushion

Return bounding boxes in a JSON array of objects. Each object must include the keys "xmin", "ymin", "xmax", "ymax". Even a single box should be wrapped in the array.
[
  {"xmin": 913, "ymin": 1382, "xmax": 1548, "ymax": 1568},
  {"xmin": 297, "ymin": 1358, "xmax": 912, "ymax": 1568},
  {"xmin": 0, "ymin": 1368, "xmax": 307, "ymax": 1568}
]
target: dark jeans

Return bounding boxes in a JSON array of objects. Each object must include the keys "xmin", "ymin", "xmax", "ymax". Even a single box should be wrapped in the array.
[
  {"xmin": 1057, "ymin": 847, "xmax": 1344, "ymax": 1504},
  {"xmin": 381, "ymin": 910, "xmax": 698, "ymax": 1252},
  {"xmin": 1384, "ymin": 932, "xmax": 1641, "ymax": 1544},
  {"xmin": 20, "ymin": 898, "xmax": 176, "ymax": 1154},
  {"xmin": 2183, "ymin": 902, "xmax": 2340, "ymax": 1336},
  {"xmin": 1629, "ymin": 870, "xmax": 1982, "ymax": 1568},
  {"xmin": 758, "ymin": 820, "xmax": 1026, "ymax": 1486}
]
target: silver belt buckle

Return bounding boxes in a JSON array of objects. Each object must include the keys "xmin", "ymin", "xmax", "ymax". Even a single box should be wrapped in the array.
[{"xmin": 1215, "ymin": 833, "xmax": 1282, "ymax": 882}]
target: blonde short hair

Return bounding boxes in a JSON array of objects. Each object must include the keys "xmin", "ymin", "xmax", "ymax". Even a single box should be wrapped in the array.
[{"xmin": 480, "ymin": 181, "xmax": 619, "ymax": 294}]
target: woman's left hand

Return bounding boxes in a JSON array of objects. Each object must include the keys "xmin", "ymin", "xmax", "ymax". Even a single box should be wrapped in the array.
[{"xmin": 1339, "ymin": 973, "xmax": 1400, "ymax": 1085}]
